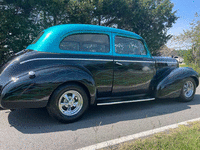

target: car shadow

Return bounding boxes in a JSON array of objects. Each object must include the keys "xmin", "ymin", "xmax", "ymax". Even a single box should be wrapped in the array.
[{"xmin": 7, "ymin": 94, "xmax": 200, "ymax": 134}]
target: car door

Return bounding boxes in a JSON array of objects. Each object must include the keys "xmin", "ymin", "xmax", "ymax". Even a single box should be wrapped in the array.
[{"xmin": 112, "ymin": 34, "xmax": 156, "ymax": 97}]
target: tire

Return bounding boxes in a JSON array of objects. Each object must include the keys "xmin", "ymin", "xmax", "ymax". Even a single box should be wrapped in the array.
[
  {"xmin": 46, "ymin": 84, "xmax": 89, "ymax": 123},
  {"xmin": 179, "ymin": 78, "xmax": 196, "ymax": 102}
]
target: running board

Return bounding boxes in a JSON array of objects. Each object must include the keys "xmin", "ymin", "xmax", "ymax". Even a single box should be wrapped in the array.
[{"xmin": 97, "ymin": 98, "xmax": 155, "ymax": 106}]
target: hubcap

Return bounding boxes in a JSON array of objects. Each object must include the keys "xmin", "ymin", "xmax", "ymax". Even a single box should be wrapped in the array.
[
  {"xmin": 183, "ymin": 81, "xmax": 194, "ymax": 98},
  {"xmin": 58, "ymin": 90, "xmax": 83, "ymax": 116}
]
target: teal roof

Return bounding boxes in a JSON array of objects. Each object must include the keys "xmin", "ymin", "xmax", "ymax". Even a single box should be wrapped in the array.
[
  {"xmin": 45, "ymin": 24, "xmax": 141, "ymax": 38},
  {"xmin": 27, "ymin": 24, "xmax": 143, "ymax": 54}
]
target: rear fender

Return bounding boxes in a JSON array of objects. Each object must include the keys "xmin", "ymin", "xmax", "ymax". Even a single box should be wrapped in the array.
[{"xmin": 1, "ymin": 66, "xmax": 96, "ymax": 109}]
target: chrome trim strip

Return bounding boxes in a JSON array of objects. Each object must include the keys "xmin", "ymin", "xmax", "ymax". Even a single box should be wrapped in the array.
[
  {"xmin": 156, "ymin": 61, "xmax": 177, "ymax": 64},
  {"xmin": 115, "ymin": 60, "xmax": 155, "ymax": 63},
  {"xmin": 97, "ymin": 98, "xmax": 155, "ymax": 106},
  {"xmin": 20, "ymin": 58, "xmax": 176, "ymax": 64},
  {"xmin": 20, "ymin": 58, "xmax": 113, "ymax": 64}
]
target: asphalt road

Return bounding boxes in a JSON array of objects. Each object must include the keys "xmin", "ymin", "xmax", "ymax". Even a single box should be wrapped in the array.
[{"xmin": 1, "ymin": 86, "xmax": 200, "ymax": 150}]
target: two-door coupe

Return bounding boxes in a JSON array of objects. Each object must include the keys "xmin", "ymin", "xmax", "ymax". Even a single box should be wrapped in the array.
[{"xmin": 0, "ymin": 24, "xmax": 199, "ymax": 123}]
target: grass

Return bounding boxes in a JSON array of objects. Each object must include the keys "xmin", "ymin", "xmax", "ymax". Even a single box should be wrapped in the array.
[
  {"xmin": 105, "ymin": 121, "xmax": 200, "ymax": 150},
  {"xmin": 179, "ymin": 63, "xmax": 188, "ymax": 68},
  {"xmin": 179, "ymin": 63, "xmax": 200, "ymax": 74}
]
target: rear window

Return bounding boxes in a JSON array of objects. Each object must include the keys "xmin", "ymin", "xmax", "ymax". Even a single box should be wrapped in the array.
[
  {"xmin": 31, "ymin": 31, "xmax": 44, "ymax": 44},
  {"xmin": 60, "ymin": 33, "xmax": 110, "ymax": 53}
]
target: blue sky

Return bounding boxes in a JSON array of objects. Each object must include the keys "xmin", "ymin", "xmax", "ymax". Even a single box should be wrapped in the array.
[{"xmin": 167, "ymin": 0, "xmax": 200, "ymax": 49}]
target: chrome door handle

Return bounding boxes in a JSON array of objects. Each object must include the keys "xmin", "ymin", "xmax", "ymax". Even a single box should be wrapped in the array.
[{"xmin": 115, "ymin": 62, "xmax": 123, "ymax": 66}]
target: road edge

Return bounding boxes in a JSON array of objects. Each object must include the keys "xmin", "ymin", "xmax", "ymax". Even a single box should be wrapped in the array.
[{"xmin": 77, "ymin": 117, "xmax": 200, "ymax": 150}]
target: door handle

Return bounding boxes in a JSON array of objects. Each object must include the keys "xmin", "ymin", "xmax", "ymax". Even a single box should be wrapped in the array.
[{"xmin": 115, "ymin": 62, "xmax": 123, "ymax": 66}]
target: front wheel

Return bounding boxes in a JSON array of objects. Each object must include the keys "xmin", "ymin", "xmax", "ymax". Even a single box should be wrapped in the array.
[
  {"xmin": 179, "ymin": 78, "xmax": 196, "ymax": 102},
  {"xmin": 47, "ymin": 84, "xmax": 89, "ymax": 123}
]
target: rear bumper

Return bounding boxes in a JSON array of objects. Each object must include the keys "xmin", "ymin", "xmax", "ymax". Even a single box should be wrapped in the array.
[
  {"xmin": 1, "ymin": 99, "xmax": 48, "ymax": 109},
  {"xmin": 0, "ymin": 84, "xmax": 48, "ymax": 109}
]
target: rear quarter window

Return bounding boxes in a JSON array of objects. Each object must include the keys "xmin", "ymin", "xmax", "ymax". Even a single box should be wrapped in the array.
[{"xmin": 60, "ymin": 33, "xmax": 110, "ymax": 53}]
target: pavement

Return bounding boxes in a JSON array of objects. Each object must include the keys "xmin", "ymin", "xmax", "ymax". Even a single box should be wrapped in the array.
[{"xmin": 0, "ymin": 86, "xmax": 200, "ymax": 150}]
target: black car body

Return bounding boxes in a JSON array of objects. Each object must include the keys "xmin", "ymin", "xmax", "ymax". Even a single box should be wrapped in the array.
[{"xmin": 0, "ymin": 24, "xmax": 199, "ymax": 122}]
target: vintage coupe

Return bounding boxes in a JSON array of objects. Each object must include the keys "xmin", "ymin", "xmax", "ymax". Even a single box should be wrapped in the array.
[{"xmin": 0, "ymin": 24, "xmax": 199, "ymax": 123}]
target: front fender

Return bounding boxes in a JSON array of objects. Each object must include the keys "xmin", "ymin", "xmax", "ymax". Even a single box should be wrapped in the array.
[
  {"xmin": 1, "ymin": 66, "xmax": 96, "ymax": 109},
  {"xmin": 156, "ymin": 67, "xmax": 199, "ymax": 99}
]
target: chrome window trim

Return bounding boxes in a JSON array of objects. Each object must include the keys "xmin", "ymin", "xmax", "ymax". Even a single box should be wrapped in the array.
[{"xmin": 20, "ymin": 58, "xmax": 113, "ymax": 64}]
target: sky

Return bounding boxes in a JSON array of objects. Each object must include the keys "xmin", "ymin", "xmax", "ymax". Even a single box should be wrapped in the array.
[{"xmin": 167, "ymin": 0, "xmax": 200, "ymax": 49}]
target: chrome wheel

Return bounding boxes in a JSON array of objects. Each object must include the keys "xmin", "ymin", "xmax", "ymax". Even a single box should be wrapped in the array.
[
  {"xmin": 47, "ymin": 84, "xmax": 88, "ymax": 123},
  {"xmin": 58, "ymin": 90, "xmax": 83, "ymax": 116},
  {"xmin": 183, "ymin": 81, "xmax": 194, "ymax": 98}
]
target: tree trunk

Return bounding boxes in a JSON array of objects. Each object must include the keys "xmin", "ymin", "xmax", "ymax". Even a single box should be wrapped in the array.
[
  {"xmin": 53, "ymin": 14, "xmax": 57, "ymax": 25},
  {"xmin": 98, "ymin": 15, "xmax": 101, "ymax": 25}
]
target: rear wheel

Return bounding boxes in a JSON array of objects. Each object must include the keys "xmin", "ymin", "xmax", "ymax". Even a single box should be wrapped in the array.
[
  {"xmin": 179, "ymin": 78, "xmax": 196, "ymax": 102},
  {"xmin": 47, "ymin": 84, "xmax": 89, "ymax": 123}
]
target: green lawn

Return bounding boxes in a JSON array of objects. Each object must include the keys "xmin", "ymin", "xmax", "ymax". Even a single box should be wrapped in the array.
[
  {"xmin": 109, "ymin": 121, "xmax": 200, "ymax": 150},
  {"xmin": 179, "ymin": 64, "xmax": 188, "ymax": 67},
  {"xmin": 179, "ymin": 63, "xmax": 200, "ymax": 74}
]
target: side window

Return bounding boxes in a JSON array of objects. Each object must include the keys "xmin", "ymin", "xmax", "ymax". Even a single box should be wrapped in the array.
[
  {"xmin": 60, "ymin": 33, "xmax": 110, "ymax": 53},
  {"xmin": 115, "ymin": 36, "xmax": 147, "ymax": 55}
]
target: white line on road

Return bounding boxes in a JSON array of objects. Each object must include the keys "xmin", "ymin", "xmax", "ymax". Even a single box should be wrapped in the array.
[{"xmin": 77, "ymin": 117, "xmax": 200, "ymax": 150}]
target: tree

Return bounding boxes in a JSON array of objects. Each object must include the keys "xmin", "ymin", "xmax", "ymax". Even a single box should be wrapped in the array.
[
  {"xmin": 0, "ymin": 0, "xmax": 73, "ymax": 65},
  {"xmin": 183, "ymin": 49, "xmax": 194, "ymax": 65},
  {"xmin": 184, "ymin": 13, "xmax": 200, "ymax": 66},
  {"xmin": 90, "ymin": 0, "xmax": 178, "ymax": 55},
  {"xmin": 0, "ymin": 0, "xmax": 178, "ymax": 65},
  {"xmin": 173, "ymin": 13, "xmax": 200, "ymax": 66},
  {"xmin": 68, "ymin": 0, "xmax": 93, "ymax": 24},
  {"xmin": 0, "ymin": 0, "xmax": 37, "ymax": 65},
  {"xmin": 92, "ymin": 0, "xmax": 129, "ymax": 26},
  {"xmin": 176, "ymin": 50, "xmax": 188, "ymax": 58},
  {"xmin": 158, "ymin": 45, "xmax": 173, "ymax": 56},
  {"xmin": 129, "ymin": 0, "xmax": 178, "ymax": 55}
]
